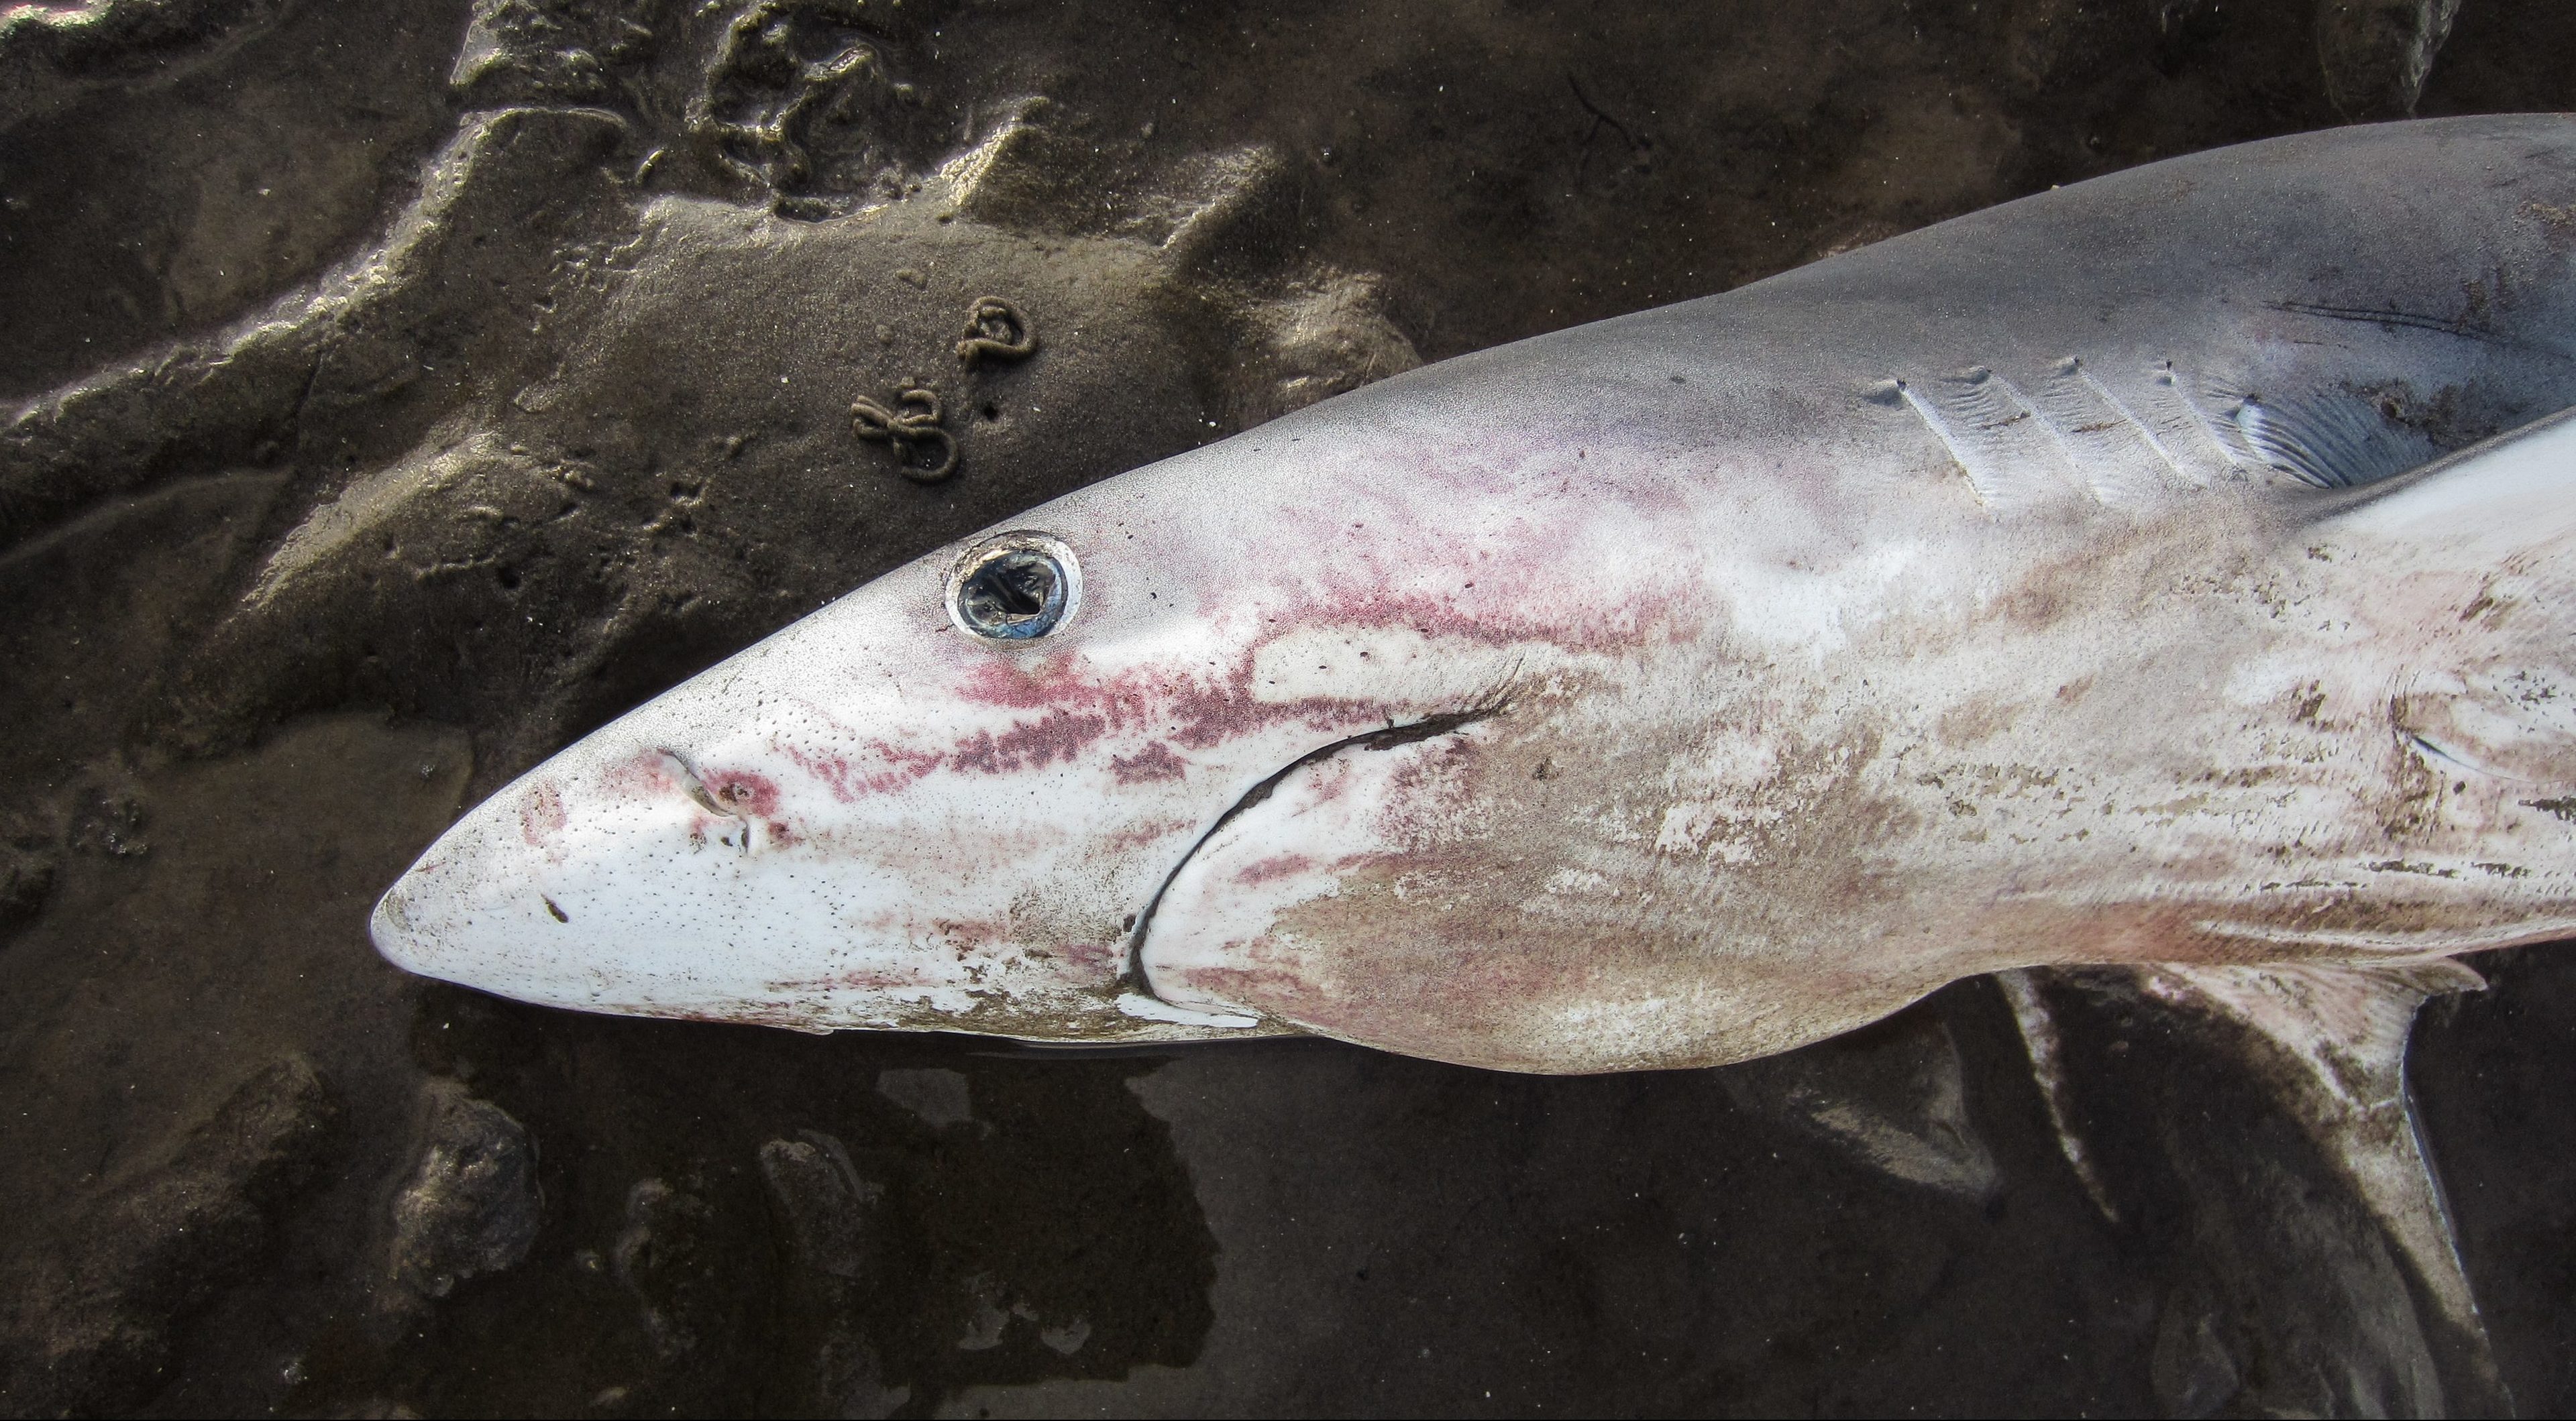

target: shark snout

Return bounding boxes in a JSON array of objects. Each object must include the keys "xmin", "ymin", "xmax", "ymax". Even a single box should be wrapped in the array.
[
  {"xmin": 366, "ymin": 716, "xmax": 1245, "ymax": 1040},
  {"xmin": 370, "ymin": 734, "xmax": 880, "ymax": 1021}
]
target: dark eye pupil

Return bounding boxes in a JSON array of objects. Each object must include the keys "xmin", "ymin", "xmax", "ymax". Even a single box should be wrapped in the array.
[
  {"xmin": 957, "ymin": 551, "xmax": 1065, "ymax": 638},
  {"xmin": 983, "ymin": 561, "xmax": 1052, "ymax": 614}
]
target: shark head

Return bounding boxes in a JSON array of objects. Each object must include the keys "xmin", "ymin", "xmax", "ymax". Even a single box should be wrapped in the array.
[
  {"xmin": 363, "ymin": 340, "xmax": 1992, "ymax": 1072},
  {"xmin": 368, "ymin": 376, "xmax": 1659, "ymax": 1049}
]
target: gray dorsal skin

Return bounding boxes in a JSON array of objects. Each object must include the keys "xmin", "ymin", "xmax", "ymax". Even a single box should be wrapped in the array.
[{"xmin": 1410, "ymin": 113, "xmax": 2576, "ymax": 503}]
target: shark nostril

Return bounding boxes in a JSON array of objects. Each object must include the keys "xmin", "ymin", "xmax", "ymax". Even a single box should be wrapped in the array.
[
  {"xmin": 661, "ymin": 749, "xmax": 733, "ymax": 818},
  {"xmin": 947, "ymin": 532, "xmax": 1080, "ymax": 641}
]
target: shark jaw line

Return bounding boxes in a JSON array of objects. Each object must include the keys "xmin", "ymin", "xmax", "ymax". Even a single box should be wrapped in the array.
[{"xmin": 1120, "ymin": 700, "xmax": 1511, "ymax": 1015}]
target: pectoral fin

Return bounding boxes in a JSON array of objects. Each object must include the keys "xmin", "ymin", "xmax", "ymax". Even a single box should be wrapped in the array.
[
  {"xmin": 2139, "ymin": 959, "xmax": 2487, "ymax": 1350},
  {"xmin": 2006, "ymin": 956, "xmax": 2502, "ymax": 1412}
]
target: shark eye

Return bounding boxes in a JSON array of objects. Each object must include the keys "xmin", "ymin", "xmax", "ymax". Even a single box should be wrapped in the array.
[{"xmin": 947, "ymin": 532, "xmax": 1081, "ymax": 642}]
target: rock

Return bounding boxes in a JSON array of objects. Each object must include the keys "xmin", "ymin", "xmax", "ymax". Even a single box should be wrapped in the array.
[
  {"xmin": 0, "ymin": 831, "xmax": 54, "ymax": 935},
  {"xmin": 1, "ymin": 104, "xmax": 633, "ymax": 563},
  {"xmin": 0, "ymin": 0, "xmax": 296, "ymax": 135},
  {"xmin": 613, "ymin": 1178, "xmax": 723, "ymax": 1360},
  {"xmin": 1721, "ymin": 1009, "xmax": 2000, "ymax": 1201},
  {"xmin": 0, "ymin": 1054, "xmax": 337, "ymax": 1414},
  {"xmin": 2316, "ymin": 0, "xmax": 2462, "ymax": 119},
  {"xmin": 875, "ymin": 1068, "xmax": 975, "ymax": 1133},
  {"xmin": 759, "ymin": 1130, "xmax": 883, "ymax": 1280},
  {"xmin": 384, "ymin": 1080, "xmax": 541, "ymax": 1310},
  {"xmin": 2150, "ymin": 1275, "xmax": 2245, "ymax": 1419},
  {"xmin": 757, "ymin": 1131, "xmax": 908, "ymax": 1417},
  {"xmin": 2161, "ymin": 1113, "xmax": 2446, "ymax": 1416},
  {"xmin": 64, "ymin": 775, "xmax": 149, "ymax": 859},
  {"xmin": 686, "ymin": 0, "xmax": 945, "ymax": 215},
  {"xmin": 1226, "ymin": 270, "xmax": 1422, "ymax": 427},
  {"xmin": 449, "ymin": 0, "xmax": 655, "ymax": 107}
]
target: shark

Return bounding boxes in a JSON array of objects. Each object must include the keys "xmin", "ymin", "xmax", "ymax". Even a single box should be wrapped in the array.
[{"xmin": 372, "ymin": 115, "xmax": 2576, "ymax": 1365}]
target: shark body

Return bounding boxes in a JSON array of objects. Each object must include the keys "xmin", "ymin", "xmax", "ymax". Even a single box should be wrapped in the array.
[{"xmin": 374, "ymin": 115, "xmax": 2576, "ymax": 1076}]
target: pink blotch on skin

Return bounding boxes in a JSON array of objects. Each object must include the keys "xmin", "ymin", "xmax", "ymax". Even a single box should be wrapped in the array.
[
  {"xmin": 949, "ymin": 709, "xmax": 1111, "ymax": 775},
  {"xmin": 1110, "ymin": 742, "xmax": 1187, "ymax": 783},
  {"xmin": 1233, "ymin": 853, "xmax": 1315, "ymax": 886},
  {"xmin": 703, "ymin": 769, "xmax": 781, "ymax": 818},
  {"xmin": 519, "ymin": 781, "xmax": 568, "ymax": 846},
  {"xmin": 603, "ymin": 748, "xmax": 682, "ymax": 799},
  {"xmin": 1061, "ymin": 942, "xmax": 1118, "ymax": 970},
  {"xmin": 776, "ymin": 740, "xmax": 946, "ymax": 803}
]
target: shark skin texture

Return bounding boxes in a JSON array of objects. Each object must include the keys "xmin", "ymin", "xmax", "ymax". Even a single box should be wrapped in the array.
[{"xmin": 371, "ymin": 115, "xmax": 2576, "ymax": 1072}]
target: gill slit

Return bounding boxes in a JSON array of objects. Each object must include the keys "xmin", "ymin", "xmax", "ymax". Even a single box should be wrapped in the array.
[{"xmin": 1118, "ymin": 689, "xmax": 1517, "ymax": 1005}]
